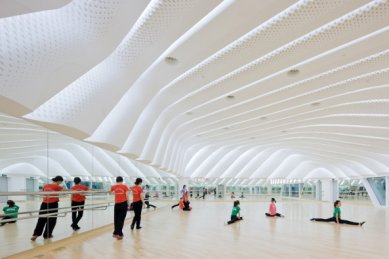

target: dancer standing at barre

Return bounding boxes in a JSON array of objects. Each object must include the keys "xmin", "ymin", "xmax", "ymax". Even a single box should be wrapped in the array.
[
  {"xmin": 111, "ymin": 176, "xmax": 130, "ymax": 239},
  {"xmin": 131, "ymin": 178, "xmax": 144, "ymax": 230},
  {"xmin": 31, "ymin": 176, "xmax": 64, "ymax": 241},
  {"xmin": 70, "ymin": 177, "xmax": 89, "ymax": 230},
  {"xmin": 311, "ymin": 200, "xmax": 365, "ymax": 226}
]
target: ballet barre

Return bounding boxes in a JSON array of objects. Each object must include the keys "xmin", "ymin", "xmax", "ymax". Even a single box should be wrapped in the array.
[
  {"xmin": 0, "ymin": 202, "xmax": 114, "ymax": 223},
  {"xmin": 0, "ymin": 190, "xmax": 110, "ymax": 197}
]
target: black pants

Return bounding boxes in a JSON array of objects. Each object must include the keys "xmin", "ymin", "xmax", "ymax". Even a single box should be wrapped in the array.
[
  {"xmin": 227, "ymin": 215, "xmax": 242, "ymax": 224},
  {"xmin": 312, "ymin": 217, "xmax": 359, "ymax": 225},
  {"xmin": 172, "ymin": 203, "xmax": 179, "ymax": 209},
  {"xmin": 131, "ymin": 201, "xmax": 143, "ymax": 228},
  {"xmin": 265, "ymin": 213, "xmax": 282, "ymax": 217},
  {"xmin": 33, "ymin": 202, "xmax": 58, "ymax": 237},
  {"xmin": 71, "ymin": 201, "xmax": 85, "ymax": 227},
  {"xmin": 0, "ymin": 216, "xmax": 16, "ymax": 226},
  {"xmin": 145, "ymin": 201, "xmax": 156, "ymax": 208},
  {"xmin": 113, "ymin": 201, "xmax": 128, "ymax": 236}
]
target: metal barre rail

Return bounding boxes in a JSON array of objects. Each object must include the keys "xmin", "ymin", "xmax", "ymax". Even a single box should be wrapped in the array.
[
  {"xmin": 0, "ymin": 202, "xmax": 113, "ymax": 217},
  {"xmin": 0, "ymin": 203, "xmax": 114, "ymax": 223},
  {"xmin": 0, "ymin": 190, "xmax": 111, "ymax": 196}
]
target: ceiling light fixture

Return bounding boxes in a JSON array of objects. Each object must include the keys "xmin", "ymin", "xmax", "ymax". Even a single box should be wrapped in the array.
[
  {"xmin": 186, "ymin": 112, "xmax": 193, "ymax": 115},
  {"xmin": 311, "ymin": 102, "xmax": 321, "ymax": 107},
  {"xmin": 287, "ymin": 69, "xmax": 300, "ymax": 76},
  {"xmin": 165, "ymin": 56, "xmax": 178, "ymax": 64},
  {"xmin": 226, "ymin": 95, "xmax": 235, "ymax": 100}
]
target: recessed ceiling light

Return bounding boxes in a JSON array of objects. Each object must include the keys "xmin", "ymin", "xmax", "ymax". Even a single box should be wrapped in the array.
[
  {"xmin": 223, "ymin": 127, "xmax": 229, "ymax": 130},
  {"xmin": 311, "ymin": 102, "xmax": 320, "ymax": 107},
  {"xmin": 287, "ymin": 69, "xmax": 300, "ymax": 76},
  {"xmin": 250, "ymin": 137, "xmax": 256, "ymax": 140},
  {"xmin": 165, "ymin": 56, "xmax": 178, "ymax": 64},
  {"xmin": 226, "ymin": 95, "xmax": 235, "ymax": 100},
  {"xmin": 281, "ymin": 130, "xmax": 287, "ymax": 133},
  {"xmin": 196, "ymin": 134, "xmax": 201, "ymax": 137},
  {"xmin": 186, "ymin": 112, "xmax": 193, "ymax": 115},
  {"xmin": 260, "ymin": 116, "xmax": 267, "ymax": 120}
]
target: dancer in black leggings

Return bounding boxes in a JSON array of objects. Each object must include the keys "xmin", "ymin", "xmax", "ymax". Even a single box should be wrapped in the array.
[
  {"xmin": 311, "ymin": 200, "xmax": 365, "ymax": 226},
  {"xmin": 131, "ymin": 178, "xmax": 144, "ymax": 230},
  {"xmin": 227, "ymin": 200, "xmax": 243, "ymax": 224},
  {"xmin": 111, "ymin": 176, "xmax": 130, "ymax": 239},
  {"xmin": 70, "ymin": 177, "xmax": 89, "ymax": 230},
  {"xmin": 265, "ymin": 198, "xmax": 284, "ymax": 218},
  {"xmin": 144, "ymin": 185, "xmax": 156, "ymax": 209},
  {"xmin": 31, "ymin": 176, "xmax": 63, "ymax": 241}
]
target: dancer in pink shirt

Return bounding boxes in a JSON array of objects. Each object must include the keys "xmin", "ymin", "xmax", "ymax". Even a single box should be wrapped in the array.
[{"xmin": 265, "ymin": 198, "xmax": 284, "ymax": 217}]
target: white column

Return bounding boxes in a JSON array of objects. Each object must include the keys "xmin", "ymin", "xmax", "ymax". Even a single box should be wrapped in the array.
[
  {"xmin": 315, "ymin": 180, "xmax": 322, "ymax": 201},
  {"xmin": 321, "ymin": 179, "xmax": 338, "ymax": 202},
  {"xmin": 385, "ymin": 176, "xmax": 389, "ymax": 208}
]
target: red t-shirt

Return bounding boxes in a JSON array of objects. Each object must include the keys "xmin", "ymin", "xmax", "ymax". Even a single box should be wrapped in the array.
[
  {"xmin": 42, "ymin": 183, "xmax": 63, "ymax": 203},
  {"xmin": 132, "ymin": 185, "xmax": 143, "ymax": 202},
  {"xmin": 71, "ymin": 184, "xmax": 89, "ymax": 202},
  {"xmin": 111, "ymin": 184, "xmax": 130, "ymax": 203}
]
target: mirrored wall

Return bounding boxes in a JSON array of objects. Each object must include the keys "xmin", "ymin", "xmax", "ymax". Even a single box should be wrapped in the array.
[{"xmin": 0, "ymin": 112, "xmax": 178, "ymax": 257}]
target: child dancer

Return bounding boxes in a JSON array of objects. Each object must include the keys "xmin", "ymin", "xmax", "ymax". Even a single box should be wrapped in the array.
[
  {"xmin": 311, "ymin": 200, "xmax": 365, "ymax": 226},
  {"xmin": 265, "ymin": 198, "xmax": 284, "ymax": 217},
  {"xmin": 227, "ymin": 200, "xmax": 243, "ymax": 224},
  {"xmin": 1, "ymin": 200, "xmax": 19, "ymax": 226}
]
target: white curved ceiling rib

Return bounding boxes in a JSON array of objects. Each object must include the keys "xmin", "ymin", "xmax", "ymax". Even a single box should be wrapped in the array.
[
  {"xmin": 1, "ymin": 0, "xmax": 389, "ymax": 183},
  {"xmin": 0, "ymin": 113, "xmax": 176, "ymax": 182}
]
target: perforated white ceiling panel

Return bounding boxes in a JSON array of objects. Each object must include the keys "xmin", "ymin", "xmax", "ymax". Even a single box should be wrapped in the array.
[{"xmin": 1, "ymin": 0, "xmax": 389, "ymax": 181}]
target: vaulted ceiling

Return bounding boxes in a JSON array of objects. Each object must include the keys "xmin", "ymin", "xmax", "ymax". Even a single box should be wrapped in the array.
[{"xmin": 1, "ymin": 0, "xmax": 389, "ymax": 180}]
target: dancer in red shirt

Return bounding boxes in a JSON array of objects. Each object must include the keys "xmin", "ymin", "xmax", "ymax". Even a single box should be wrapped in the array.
[
  {"xmin": 31, "ymin": 176, "xmax": 63, "ymax": 241},
  {"xmin": 70, "ymin": 177, "xmax": 89, "ymax": 230},
  {"xmin": 111, "ymin": 176, "xmax": 130, "ymax": 239},
  {"xmin": 131, "ymin": 178, "xmax": 144, "ymax": 230}
]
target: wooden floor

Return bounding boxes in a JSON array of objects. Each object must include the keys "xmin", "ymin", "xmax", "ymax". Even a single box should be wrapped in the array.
[{"xmin": 4, "ymin": 200, "xmax": 389, "ymax": 259}]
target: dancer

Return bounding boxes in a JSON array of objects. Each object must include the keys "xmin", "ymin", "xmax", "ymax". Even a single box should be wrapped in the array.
[
  {"xmin": 265, "ymin": 198, "xmax": 284, "ymax": 217},
  {"xmin": 144, "ymin": 185, "xmax": 156, "ymax": 209},
  {"xmin": 227, "ymin": 200, "xmax": 243, "ymax": 224},
  {"xmin": 131, "ymin": 178, "xmax": 144, "ymax": 230},
  {"xmin": 231, "ymin": 192, "xmax": 236, "ymax": 199},
  {"xmin": 31, "ymin": 176, "xmax": 63, "ymax": 241},
  {"xmin": 1, "ymin": 200, "xmax": 19, "ymax": 226},
  {"xmin": 70, "ymin": 177, "xmax": 89, "ymax": 230},
  {"xmin": 311, "ymin": 200, "xmax": 365, "ymax": 226},
  {"xmin": 111, "ymin": 176, "xmax": 130, "ymax": 239},
  {"xmin": 180, "ymin": 185, "xmax": 188, "ymax": 198},
  {"xmin": 201, "ymin": 188, "xmax": 207, "ymax": 199}
]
